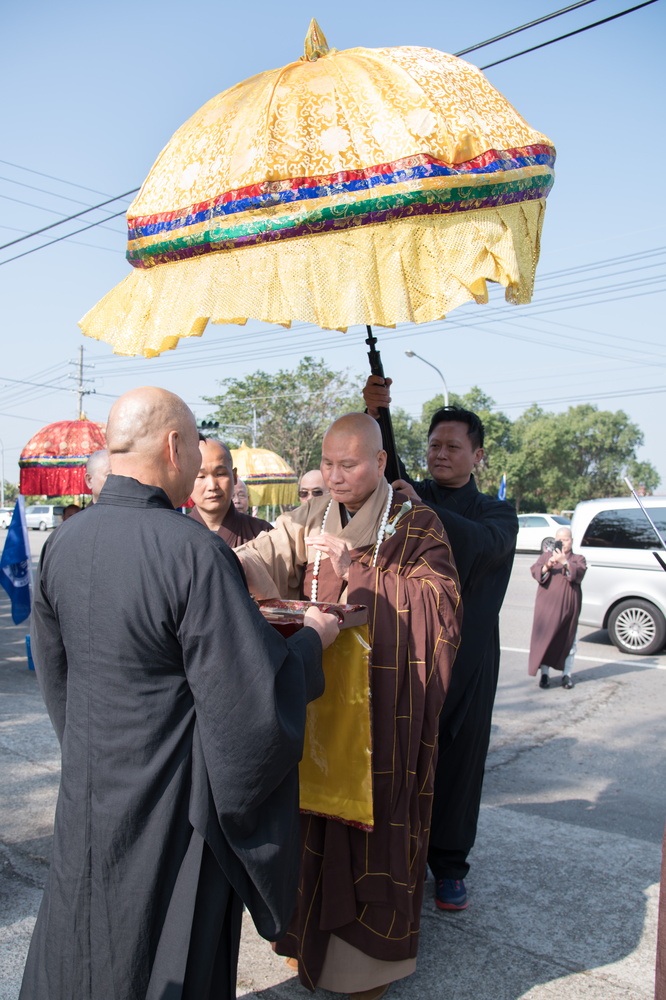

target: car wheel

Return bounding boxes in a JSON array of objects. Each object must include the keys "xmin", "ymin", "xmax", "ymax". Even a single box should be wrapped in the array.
[
  {"xmin": 608, "ymin": 599, "xmax": 666, "ymax": 655},
  {"xmin": 38, "ymin": 521, "xmax": 47, "ymax": 531},
  {"xmin": 540, "ymin": 537, "xmax": 555, "ymax": 552}
]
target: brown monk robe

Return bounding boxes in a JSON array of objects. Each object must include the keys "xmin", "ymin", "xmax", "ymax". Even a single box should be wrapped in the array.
[
  {"xmin": 528, "ymin": 529, "xmax": 587, "ymax": 678},
  {"xmin": 189, "ymin": 436, "xmax": 271, "ymax": 547},
  {"xmin": 237, "ymin": 413, "xmax": 461, "ymax": 997},
  {"xmin": 188, "ymin": 503, "xmax": 272, "ymax": 547}
]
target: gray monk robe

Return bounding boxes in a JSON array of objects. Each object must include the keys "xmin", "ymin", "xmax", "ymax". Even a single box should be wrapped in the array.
[
  {"xmin": 237, "ymin": 481, "xmax": 462, "ymax": 992},
  {"xmin": 528, "ymin": 551, "xmax": 587, "ymax": 675},
  {"xmin": 20, "ymin": 475, "xmax": 324, "ymax": 1000}
]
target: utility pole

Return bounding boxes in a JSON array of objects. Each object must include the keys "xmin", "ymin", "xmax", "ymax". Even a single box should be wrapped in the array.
[{"xmin": 70, "ymin": 344, "xmax": 96, "ymax": 417}]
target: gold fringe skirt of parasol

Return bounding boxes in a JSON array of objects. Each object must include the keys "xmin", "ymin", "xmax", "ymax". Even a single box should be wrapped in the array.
[{"xmin": 80, "ymin": 204, "xmax": 545, "ymax": 358}]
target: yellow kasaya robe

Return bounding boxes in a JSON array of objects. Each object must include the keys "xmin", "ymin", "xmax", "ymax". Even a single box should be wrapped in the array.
[{"xmin": 237, "ymin": 480, "xmax": 462, "ymax": 993}]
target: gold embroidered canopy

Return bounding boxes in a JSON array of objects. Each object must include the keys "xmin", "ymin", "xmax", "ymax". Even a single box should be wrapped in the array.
[
  {"xmin": 230, "ymin": 444, "xmax": 298, "ymax": 507},
  {"xmin": 80, "ymin": 21, "xmax": 555, "ymax": 358}
]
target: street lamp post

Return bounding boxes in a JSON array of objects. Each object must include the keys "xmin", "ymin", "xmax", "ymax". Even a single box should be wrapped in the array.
[{"xmin": 404, "ymin": 351, "xmax": 449, "ymax": 407}]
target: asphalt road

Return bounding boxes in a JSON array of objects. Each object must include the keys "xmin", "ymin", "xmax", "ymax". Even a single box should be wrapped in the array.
[{"xmin": 0, "ymin": 533, "xmax": 664, "ymax": 999}]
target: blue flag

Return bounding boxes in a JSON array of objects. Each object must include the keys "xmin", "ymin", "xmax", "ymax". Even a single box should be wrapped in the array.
[
  {"xmin": 497, "ymin": 473, "xmax": 507, "ymax": 502},
  {"xmin": 0, "ymin": 497, "xmax": 32, "ymax": 624}
]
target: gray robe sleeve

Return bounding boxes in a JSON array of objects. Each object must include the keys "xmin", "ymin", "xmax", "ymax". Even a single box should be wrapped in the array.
[
  {"xmin": 178, "ymin": 536, "xmax": 325, "ymax": 938},
  {"xmin": 32, "ymin": 552, "xmax": 69, "ymax": 743}
]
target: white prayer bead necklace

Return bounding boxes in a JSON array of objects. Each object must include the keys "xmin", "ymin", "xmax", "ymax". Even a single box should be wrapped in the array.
[{"xmin": 310, "ymin": 487, "xmax": 393, "ymax": 602}]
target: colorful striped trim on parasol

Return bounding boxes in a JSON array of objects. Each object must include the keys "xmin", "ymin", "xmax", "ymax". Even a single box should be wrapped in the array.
[{"xmin": 127, "ymin": 146, "xmax": 554, "ymax": 268}]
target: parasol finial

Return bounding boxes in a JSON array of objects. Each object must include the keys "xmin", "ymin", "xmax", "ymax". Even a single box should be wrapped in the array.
[{"xmin": 302, "ymin": 18, "xmax": 330, "ymax": 61}]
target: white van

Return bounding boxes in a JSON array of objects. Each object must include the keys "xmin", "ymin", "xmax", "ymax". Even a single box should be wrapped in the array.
[
  {"xmin": 571, "ymin": 497, "xmax": 666, "ymax": 655},
  {"xmin": 24, "ymin": 505, "xmax": 64, "ymax": 531}
]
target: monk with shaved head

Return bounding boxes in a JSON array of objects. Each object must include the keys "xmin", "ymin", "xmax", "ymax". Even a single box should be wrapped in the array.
[
  {"xmin": 22, "ymin": 386, "xmax": 340, "ymax": 1000},
  {"xmin": 189, "ymin": 436, "xmax": 272, "ymax": 547},
  {"xmin": 237, "ymin": 412, "xmax": 462, "ymax": 1000}
]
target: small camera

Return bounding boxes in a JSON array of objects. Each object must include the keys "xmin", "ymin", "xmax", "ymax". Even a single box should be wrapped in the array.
[{"xmin": 552, "ymin": 540, "xmax": 563, "ymax": 551}]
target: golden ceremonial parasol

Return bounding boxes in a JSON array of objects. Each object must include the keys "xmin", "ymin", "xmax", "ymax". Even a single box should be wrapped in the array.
[
  {"xmin": 80, "ymin": 20, "xmax": 555, "ymax": 475},
  {"xmin": 230, "ymin": 444, "xmax": 298, "ymax": 507}
]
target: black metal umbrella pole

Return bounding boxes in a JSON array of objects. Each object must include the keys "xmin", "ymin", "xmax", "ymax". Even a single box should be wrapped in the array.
[{"xmin": 365, "ymin": 326, "xmax": 401, "ymax": 483}]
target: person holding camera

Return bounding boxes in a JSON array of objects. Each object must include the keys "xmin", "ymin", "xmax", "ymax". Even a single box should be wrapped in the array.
[{"xmin": 528, "ymin": 526, "xmax": 587, "ymax": 689}]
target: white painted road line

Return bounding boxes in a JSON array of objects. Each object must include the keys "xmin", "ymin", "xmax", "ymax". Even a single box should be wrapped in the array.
[{"xmin": 500, "ymin": 646, "xmax": 666, "ymax": 668}]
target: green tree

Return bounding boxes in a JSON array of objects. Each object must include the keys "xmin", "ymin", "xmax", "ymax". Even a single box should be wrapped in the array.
[
  {"xmin": 203, "ymin": 358, "xmax": 364, "ymax": 477},
  {"xmin": 506, "ymin": 405, "xmax": 660, "ymax": 511},
  {"xmin": 390, "ymin": 407, "xmax": 427, "ymax": 480},
  {"xmin": 2, "ymin": 482, "xmax": 19, "ymax": 505}
]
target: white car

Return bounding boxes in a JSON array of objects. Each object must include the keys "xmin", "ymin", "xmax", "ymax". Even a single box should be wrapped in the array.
[
  {"xmin": 0, "ymin": 507, "xmax": 13, "ymax": 529},
  {"xmin": 572, "ymin": 496, "xmax": 666, "ymax": 655},
  {"xmin": 24, "ymin": 504, "xmax": 64, "ymax": 530},
  {"xmin": 516, "ymin": 513, "xmax": 571, "ymax": 552}
]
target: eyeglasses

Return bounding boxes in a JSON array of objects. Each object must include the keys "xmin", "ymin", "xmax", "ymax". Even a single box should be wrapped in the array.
[{"xmin": 298, "ymin": 488, "xmax": 325, "ymax": 498}]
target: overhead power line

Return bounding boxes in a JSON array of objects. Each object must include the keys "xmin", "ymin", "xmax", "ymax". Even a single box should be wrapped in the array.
[
  {"xmin": 479, "ymin": 0, "xmax": 659, "ymax": 69},
  {"xmin": 0, "ymin": 188, "xmax": 139, "ymax": 252},
  {"xmin": 0, "ymin": 209, "xmax": 130, "ymax": 266},
  {"xmin": 455, "ymin": 0, "xmax": 601, "ymax": 54},
  {"xmin": 0, "ymin": 159, "xmax": 113, "ymax": 197},
  {"xmin": 0, "ymin": 0, "xmax": 658, "ymax": 267},
  {"xmin": 0, "ymin": 173, "xmax": 109, "ymax": 208}
]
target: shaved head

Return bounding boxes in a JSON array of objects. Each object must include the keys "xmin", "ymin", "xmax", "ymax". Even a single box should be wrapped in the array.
[
  {"xmin": 85, "ymin": 449, "xmax": 110, "ymax": 503},
  {"xmin": 106, "ymin": 387, "xmax": 201, "ymax": 507},
  {"xmin": 232, "ymin": 477, "xmax": 250, "ymax": 513},
  {"xmin": 107, "ymin": 387, "xmax": 196, "ymax": 455},
  {"xmin": 321, "ymin": 412, "xmax": 387, "ymax": 512},
  {"xmin": 200, "ymin": 437, "xmax": 233, "ymax": 470},
  {"xmin": 323, "ymin": 412, "xmax": 383, "ymax": 455},
  {"xmin": 298, "ymin": 469, "xmax": 328, "ymax": 504},
  {"xmin": 556, "ymin": 526, "xmax": 573, "ymax": 555}
]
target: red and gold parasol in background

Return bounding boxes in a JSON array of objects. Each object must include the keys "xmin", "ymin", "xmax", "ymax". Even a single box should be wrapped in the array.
[
  {"xmin": 19, "ymin": 419, "xmax": 107, "ymax": 496},
  {"xmin": 79, "ymin": 20, "xmax": 555, "ymax": 359}
]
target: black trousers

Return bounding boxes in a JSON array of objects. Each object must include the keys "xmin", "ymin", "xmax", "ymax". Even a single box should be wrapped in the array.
[{"xmin": 427, "ymin": 653, "xmax": 500, "ymax": 881}]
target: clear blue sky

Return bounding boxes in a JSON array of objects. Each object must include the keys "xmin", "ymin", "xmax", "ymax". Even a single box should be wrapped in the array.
[{"xmin": 1, "ymin": 0, "xmax": 664, "ymax": 491}]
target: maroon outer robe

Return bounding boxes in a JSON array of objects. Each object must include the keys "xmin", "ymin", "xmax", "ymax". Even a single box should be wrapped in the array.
[
  {"xmin": 189, "ymin": 504, "xmax": 272, "ymax": 547},
  {"xmin": 528, "ymin": 552, "xmax": 587, "ymax": 675},
  {"xmin": 239, "ymin": 489, "xmax": 462, "ymax": 990}
]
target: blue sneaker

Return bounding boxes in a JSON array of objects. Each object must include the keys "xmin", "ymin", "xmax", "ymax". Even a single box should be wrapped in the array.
[{"xmin": 435, "ymin": 877, "xmax": 468, "ymax": 910}]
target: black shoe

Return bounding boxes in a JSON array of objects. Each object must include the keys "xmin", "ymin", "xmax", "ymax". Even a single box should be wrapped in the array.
[
  {"xmin": 539, "ymin": 674, "xmax": 549, "ymax": 688},
  {"xmin": 562, "ymin": 675, "xmax": 574, "ymax": 689}
]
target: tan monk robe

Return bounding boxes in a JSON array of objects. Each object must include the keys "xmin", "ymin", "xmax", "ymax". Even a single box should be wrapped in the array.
[{"xmin": 237, "ymin": 479, "xmax": 461, "ymax": 995}]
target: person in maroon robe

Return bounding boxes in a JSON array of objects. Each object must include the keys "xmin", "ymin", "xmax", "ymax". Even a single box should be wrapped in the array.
[
  {"xmin": 528, "ymin": 526, "xmax": 587, "ymax": 689},
  {"xmin": 237, "ymin": 413, "xmax": 462, "ymax": 1000},
  {"xmin": 189, "ymin": 436, "xmax": 272, "ymax": 546}
]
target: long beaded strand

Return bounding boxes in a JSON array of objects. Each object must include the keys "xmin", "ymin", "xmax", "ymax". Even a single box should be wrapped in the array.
[
  {"xmin": 310, "ymin": 498, "xmax": 333, "ymax": 602},
  {"xmin": 372, "ymin": 486, "xmax": 393, "ymax": 566},
  {"xmin": 310, "ymin": 487, "xmax": 393, "ymax": 601}
]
